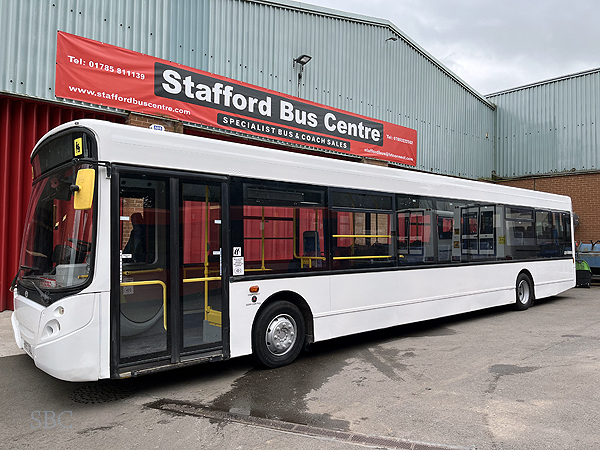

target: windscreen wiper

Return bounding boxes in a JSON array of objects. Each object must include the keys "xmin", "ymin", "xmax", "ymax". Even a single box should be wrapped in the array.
[
  {"xmin": 9, "ymin": 265, "xmax": 38, "ymax": 292},
  {"xmin": 10, "ymin": 266, "xmax": 51, "ymax": 306},
  {"xmin": 20, "ymin": 276, "xmax": 52, "ymax": 305}
]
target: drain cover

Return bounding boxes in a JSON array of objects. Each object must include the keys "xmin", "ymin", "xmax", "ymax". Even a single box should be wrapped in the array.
[
  {"xmin": 148, "ymin": 399, "xmax": 474, "ymax": 450},
  {"xmin": 70, "ymin": 381, "xmax": 137, "ymax": 404}
]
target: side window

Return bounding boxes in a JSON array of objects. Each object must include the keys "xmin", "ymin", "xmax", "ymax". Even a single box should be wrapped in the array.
[
  {"xmin": 332, "ymin": 191, "xmax": 393, "ymax": 269},
  {"xmin": 561, "ymin": 212, "xmax": 572, "ymax": 253},
  {"xmin": 435, "ymin": 199, "xmax": 466, "ymax": 263},
  {"xmin": 460, "ymin": 205, "xmax": 496, "ymax": 261},
  {"xmin": 535, "ymin": 210, "xmax": 572, "ymax": 258},
  {"xmin": 461, "ymin": 207, "xmax": 479, "ymax": 256},
  {"xmin": 396, "ymin": 195, "xmax": 434, "ymax": 264},
  {"xmin": 535, "ymin": 210, "xmax": 554, "ymax": 257},
  {"xmin": 397, "ymin": 195, "xmax": 466, "ymax": 265},
  {"xmin": 241, "ymin": 182, "xmax": 327, "ymax": 274},
  {"xmin": 505, "ymin": 207, "xmax": 536, "ymax": 259},
  {"xmin": 436, "ymin": 212, "xmax": 454, "ymax": 262}
]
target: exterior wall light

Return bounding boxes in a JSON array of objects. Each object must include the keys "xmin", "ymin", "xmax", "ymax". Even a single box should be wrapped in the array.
[
  {"xmin": 294, "ymin": 54, "xmax": 312, "ymax": 66},
  {"xmin": 294, "ymin": 54, "xmax": 312, "ymax": 97}
]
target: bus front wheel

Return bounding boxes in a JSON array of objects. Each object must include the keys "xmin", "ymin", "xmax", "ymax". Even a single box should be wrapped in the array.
[
  {"xmin": 514, "ymin": 273, "xmax": 534, "ymax": 310},
  {"xmin": 252, "ymin": 301, "xmax": 305, "ymax": 368}
]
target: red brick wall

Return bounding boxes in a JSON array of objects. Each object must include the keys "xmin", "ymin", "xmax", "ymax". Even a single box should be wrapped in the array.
[
  {"xmin": 497, "ymin": 173, "xmax": 600, "ymax": 244},
  {"xmin": 127, "ymin": 113, "xmax": 183, "ymax": 133}
]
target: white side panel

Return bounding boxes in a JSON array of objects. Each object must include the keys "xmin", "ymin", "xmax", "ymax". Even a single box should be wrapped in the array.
[
  {"xmin": 228, "ymin": 260, "xmax": 574, "ymax": 356},
  {"xmin": 315, "ymin": 289, "xmax": 513, "ymax": 342},
  {"xmin": 528, "ymin": 258, "xmax": 576, "ymax": 298},
  {"xmin": 11, "ymin": 311, "xmax": 23, "ymax": 349},
  {"xmin": 535, "ymin": 280, "xmax": 574, "ymax": 299},
  {"xmin": 228, "ymin": 276, "xmax": 330, "ymax": 358},
  {"xmin": 13, "ymin": 295, "xmax": 44, "ymax": 345},
  {"xmin": 321, "ymin": 260, "xmax": 574, "ymax": 341}
]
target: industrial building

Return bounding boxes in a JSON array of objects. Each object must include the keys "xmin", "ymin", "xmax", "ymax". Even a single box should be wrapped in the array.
[{"xmin": 1, "ymin": 0, "xmax": 598, "ymax": 310}]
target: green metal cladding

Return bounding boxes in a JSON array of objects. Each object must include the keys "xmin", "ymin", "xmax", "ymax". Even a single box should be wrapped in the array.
[{"xmin": 488, "ymin": 68, "xmax": 600, "ymax": 178}]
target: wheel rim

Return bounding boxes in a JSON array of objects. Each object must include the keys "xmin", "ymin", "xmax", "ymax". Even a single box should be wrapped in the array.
[
  {"xmin": 518, "ymin": 279, "xmax": 530, "ymax": 304},
  {"xmin": 265, "ymin": 314, "xmax": 297, "ymax": 356}
]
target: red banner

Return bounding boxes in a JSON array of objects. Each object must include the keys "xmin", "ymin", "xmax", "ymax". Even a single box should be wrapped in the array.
[{"xmin": 55, "ymin": 32, "xmax": 417, "ymax": 165}]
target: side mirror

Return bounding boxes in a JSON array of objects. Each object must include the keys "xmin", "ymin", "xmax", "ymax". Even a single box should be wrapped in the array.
[{"xmin": 73, "ymin": 169, "xmax": 96, "ymax": 210}]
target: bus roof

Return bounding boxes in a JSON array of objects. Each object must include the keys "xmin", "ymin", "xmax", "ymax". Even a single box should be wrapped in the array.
[{"xmin": 37, "ymin": 119, "xmax": 571, "ymax": 211}]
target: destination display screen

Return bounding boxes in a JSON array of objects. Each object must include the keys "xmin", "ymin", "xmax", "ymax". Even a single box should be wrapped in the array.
[{"xmin": 31, "ymin": 131, "xmax": 93, "ymax": 178}]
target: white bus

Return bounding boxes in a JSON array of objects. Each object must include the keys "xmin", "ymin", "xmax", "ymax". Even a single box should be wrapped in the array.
[{"xmin": 11, "ymin": 120, "xmax": 575, "ymax": 381}]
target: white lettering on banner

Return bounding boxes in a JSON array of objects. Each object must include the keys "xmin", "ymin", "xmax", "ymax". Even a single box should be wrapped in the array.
[
  {"xmin": 162, "ymin": 69, "xmax": 181, "ymax": 94},
  {"xmin": 161, "ymin": 71, "xmax": 272, "ymax": 117},
  {"xmin": 158, "ymin": 66, "xmax": 389, "ymax": 147},
  {"xmin": 324, "ymin": 113, "xmax": 381, "ymax": 142},
  {"xmin": 279, "ymin": 101, "xmax": 318, "ymax": 128},
  {"xmin": 280, "ymin": 100, "xmax": 294, "ymax": 122},
  {"xmin": 161, "ymin": 68, "xmax": 384, "ymax": 145}
]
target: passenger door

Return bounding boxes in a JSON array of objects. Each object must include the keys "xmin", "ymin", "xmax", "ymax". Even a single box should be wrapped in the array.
[{"xmin": 113, "ymin": 168, "xmax": 227, "ymax": 374}]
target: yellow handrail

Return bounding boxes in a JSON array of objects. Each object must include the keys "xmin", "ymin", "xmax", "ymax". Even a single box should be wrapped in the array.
[
  {"xmin": 122, "ymin": 268, "xmax": 164, "ymax": 276},
  {"xmin": 183, "ymin": 276, "xmax": 223, "ymax": 326},
  {"xmin": 120, "ymin": 280, "xmax": 167, "ymax": 330},
  {"xmin": 333, "ymin": 255, "xmax": 392, "ymax": 260},
  {"xmin": 183, "ymin": 266, "xmax": 219, "ymax": 278},
  {"xmin": 246, "ymin": 207, "xmax": 327, "ymax": 271},
  {"xmin": 333, "ymin": 235, "xmax": 391, "ymax": 238},
  {"xmin": 183, "ymin": 277, "xmax": 222, "ymax": 283},
  {"xmin": 245, "ymin": 237, "xmax": 293, "ymax": 240},
  {"xmin": 292, "ymin": 209, "xmax": 326, "ymax": 268}
]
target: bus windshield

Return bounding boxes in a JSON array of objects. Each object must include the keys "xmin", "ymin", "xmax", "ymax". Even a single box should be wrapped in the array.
[{"xmin": 17, "ymin": 163, "xmax": 94, "ymax": 300}]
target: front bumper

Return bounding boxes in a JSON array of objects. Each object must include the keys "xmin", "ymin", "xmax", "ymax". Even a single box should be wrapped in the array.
[{"xmin": 12, "ymin": 292, "xmax": 101, "ymax": 382}]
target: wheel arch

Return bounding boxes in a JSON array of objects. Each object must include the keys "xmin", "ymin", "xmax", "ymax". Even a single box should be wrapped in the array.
[
  {"xmin": 514, "ymin": 269, "xmax": 536, "ymax": 311},
  {"xmin": 253, "ymin": 290, "xmax": 314, "ymax": 349},
  {"xmin": 518, "ymin": 268, "xmax": 535, "ymax": 297}
]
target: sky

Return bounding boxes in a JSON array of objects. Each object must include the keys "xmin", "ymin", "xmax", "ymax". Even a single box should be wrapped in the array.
[{"xmin": 304, "ymin": 0, "xmax": 600, "ymax": 95}]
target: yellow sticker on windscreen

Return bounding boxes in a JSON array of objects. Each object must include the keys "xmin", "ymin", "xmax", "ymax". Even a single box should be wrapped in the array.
[{"xmin": 74, "ymin": 137, "xmax": 83, "ymax": 156}]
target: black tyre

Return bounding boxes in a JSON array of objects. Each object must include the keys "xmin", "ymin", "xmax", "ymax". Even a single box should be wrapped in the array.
[
  {"xmin": 252, "ymin": 301, "xmax": 305, "ymax": 368},
  {"xmin": 514, "ymin": 273, "xmax": 534, "ymax": 310}
]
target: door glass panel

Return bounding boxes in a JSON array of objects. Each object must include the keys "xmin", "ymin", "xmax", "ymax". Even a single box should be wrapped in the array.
[
  {"xmin": 181, "ymin": 183, "xmax": 222, "ymax": 351},
  {"xmin": 119, "ymin": 176, "xmax": 169, "ymax": 362}
]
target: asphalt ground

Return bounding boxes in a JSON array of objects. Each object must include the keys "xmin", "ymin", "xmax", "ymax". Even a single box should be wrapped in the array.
[{"xmin": 1, "ymin": 286, "xmax": 599, "ymax": 450}]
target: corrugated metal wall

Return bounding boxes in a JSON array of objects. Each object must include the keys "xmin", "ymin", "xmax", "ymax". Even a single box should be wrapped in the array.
[
  {"xmin": 0, "ymin": 0, "xmax": 500, "ymax": 310},
  {"xmin": 0, "ymin": 95, "xmax": 124, "ymax": 311},
  {"xmin": 0, "ymin": 0, "xmax": 495, "ymax": 178},
  {"xmin": 488, "ymin": 68, "xmax": 600, "ymax": 178}
]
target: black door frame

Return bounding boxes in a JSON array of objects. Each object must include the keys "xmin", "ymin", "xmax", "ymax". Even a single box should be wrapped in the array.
[{"xmin": 110, "ymin": 164, "xmax": 230, "ymax": 378}]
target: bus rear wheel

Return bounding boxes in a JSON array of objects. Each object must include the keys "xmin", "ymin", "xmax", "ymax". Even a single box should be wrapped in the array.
[
  {"xmin": 252, "ymin": 301, "xmax": 305, "ymax": 368},
  {"xmin": 514, "ymin": 273, "xmax": 534, "ymax": 310}
]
